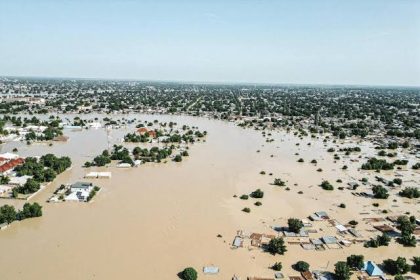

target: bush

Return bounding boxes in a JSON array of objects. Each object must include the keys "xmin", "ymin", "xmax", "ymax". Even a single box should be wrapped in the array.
[
  {"xmin": 361, "ymin": 158, "xmax": 394, "ymax": 170},
  {"xmin": 339, "ymin": 203, "xmax": 346, "ymax": 208},
  {"xmin": 180, "ymin": 267, "xmax": 197, "ymax": 280},
  {"xmin": 250, "ymin": 189, "xmax": 264, "ymax": 199},
  {"xmin": 393, "ymin": 178, "xmax": 402, "ymax": 185},
  {"xmin": 273, "ymin": 178, "xmax": 286, "ymax": 186},
  {"xmin": 239, "ymin": 194, "xmax": 249, "ymax": 200},
  {"xmin": 293, "ymin": 261, "xmax": 310, "ymax": 272},
  {"xmin": 254, "ymin": 201, "xmax": 262, "ymax": 206},
  {"xmin": 174, "ymin": 155, "xmax": 182, "ymax": 162},
  {"xmin": 242, "ymin": 207, "xmax": 251, "ymax": 213},
  {"xmin": 320, "ymin": 180, "xmax": 334, "ymax": 191},
  {"xmin": 349, "ymin": 220, "xmax": 358, "ymax": 226},
  {"xmin": 399, "ymin": 187, "xmax": 419, "ymax": 199},
  {"xmin": 364, "ymin": 233, "xmax": 390, "ymax": 248},
  {"xmin": 272, "ymin": 262, "xmax": 282, "ymax": 271}
]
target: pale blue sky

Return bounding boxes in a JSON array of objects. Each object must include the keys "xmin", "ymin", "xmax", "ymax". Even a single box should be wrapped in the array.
[{"xmin": 0, "ymin": 0, "xmax": 419, "ymax": 86}]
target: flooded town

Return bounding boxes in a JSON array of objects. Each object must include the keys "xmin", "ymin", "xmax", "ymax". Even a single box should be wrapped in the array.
[
  {"xmin": 0, "ymin": 77, "xmax": 418, "ymax": 280},
  {"xmin": 0, "ymin": 1, "xmax": 419, "ymax": 279}
]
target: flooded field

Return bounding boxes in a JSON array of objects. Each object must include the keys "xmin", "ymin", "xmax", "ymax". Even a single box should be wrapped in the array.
[{"xmin": 0, "ymin": 114, "xmax": 418, "ymax": 280}]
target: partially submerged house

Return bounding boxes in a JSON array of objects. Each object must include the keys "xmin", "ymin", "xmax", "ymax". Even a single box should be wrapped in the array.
[
  {"xmin": 65, "ymin": 182, "xmax": 93, "ymax": 202},
  {"xmin": 362, "ymin": 261, "xmax": 384, "ymax": 278}
]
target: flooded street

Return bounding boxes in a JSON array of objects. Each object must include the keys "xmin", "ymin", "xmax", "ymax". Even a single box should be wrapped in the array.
[{"xmin": 0, "ymin": 114, "xmax": 418, "ymax": 279}]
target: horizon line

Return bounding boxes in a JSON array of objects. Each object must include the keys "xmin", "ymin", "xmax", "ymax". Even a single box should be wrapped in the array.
[{"xmin": 1, "ymin": 74, "xmax": 420, "ymax": 89}]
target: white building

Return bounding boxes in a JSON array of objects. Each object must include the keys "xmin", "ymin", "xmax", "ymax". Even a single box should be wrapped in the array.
[{"xmin": 65, "ymin": 182, "xmax": 93, "ymax": 202}]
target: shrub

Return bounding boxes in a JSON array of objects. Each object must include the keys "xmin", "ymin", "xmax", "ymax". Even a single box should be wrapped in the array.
[
  {"xmin": 242, "ymin": 207, "xmax": 251, "ymax": 213},
  {"xmin": 364, "ymin": 233, "xmax": 390, "ymax": 248},
  {"xmin": 273, "ymin": 178, "xmax": 286, "ymax": 186},
  {"xmin": 361, "ymin": 158, "xmax": 394, "ymax": 170},
  {"xmin": 349, "ymin": 220, "xmax": 358, "ymax": 226},
  {"xmin": 250, "ymin": 189, "xmax": 264, "ymax": 199},
  {"xmin": 272, "ymin": 262, "xmax": 282, "ymax": 271},
  {"xmin": 399, "ymin": 187, "xmax": 419, "ymax": 199},
  {"xmin": 320, "ymin": 180, "xmax": 334, "ymax": 190},
  {"xmin": 239, "ymin": 194, "xmax": 249, "ymax": 200}
]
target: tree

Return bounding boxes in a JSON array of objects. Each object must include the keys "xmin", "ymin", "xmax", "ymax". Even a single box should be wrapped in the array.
[
  {"xmin": 397, "ymin": 216, "xmax": 416, "ymax": 246},
  {"xmin": 180, "ymin": 267, "xmax": 197, "ymax": 280},
  {"xmin": 412, "ymin": 257, "xmax": 420, "ymax": 274},
  {"xmin": 293, "ymin": 261, "xmax": 310, "ymax": 272},
  {"xmin": 0, "ymin": 175, "xmax": 10, "ymax": 184},
  {"xmin": 346, "ymin": 255, "xmax": 364, "ymax": 270},
  {"xmin": 288, "ymin": 218, "xmax": 304, "ymax": 233},
  {"xmin": 93, "ymin": 154, "xmax": 111, "ymax": 166},
  {"xmin": 267, "ymin": 237, "xmax": 287, "ymax": 255},
  {"xmin": 372, "ymin": 185, "xmax": 389, "ymax": 199},
  {"xmin": 383, "ymin": 257, "xmax": 410, "ymax": 275},
  {"xmin": 334, "ymin": 262, "xmax": 351, "ymax": 280},
  {"xmin": 18, "ymin": 178, "xmax": 41, "ymax": 194},
  {"xmin": 16, "ymin": 203, "xmax": 43, "ymax": 220},
  {"xmin": 44, "ymin": 168, "xmax": 57, "ymax": 182},
  {"xmin": 0, "ymin": 205, "xmax": 17, "ymax": 224}
]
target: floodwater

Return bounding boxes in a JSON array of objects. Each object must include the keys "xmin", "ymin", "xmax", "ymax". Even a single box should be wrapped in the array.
[{"xmin": 0, "ymin": 114, "xmax": 418, "ymax": 280}]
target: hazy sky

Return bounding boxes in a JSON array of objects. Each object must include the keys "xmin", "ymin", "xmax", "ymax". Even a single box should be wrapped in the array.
[{"xmin": 0, "ymin": 0, "xmax": 419, "ymax": 86}]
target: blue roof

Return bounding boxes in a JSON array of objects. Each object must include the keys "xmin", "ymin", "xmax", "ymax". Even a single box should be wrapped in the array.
[{"xmin": 363, "ymin": 261, "xmax": 384, "ymax": 276}]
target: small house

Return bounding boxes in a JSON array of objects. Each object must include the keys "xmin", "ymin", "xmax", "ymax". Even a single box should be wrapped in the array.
[{"xmin": 363, "ymin": 261, "xmax": 384, "ymax": 277}]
